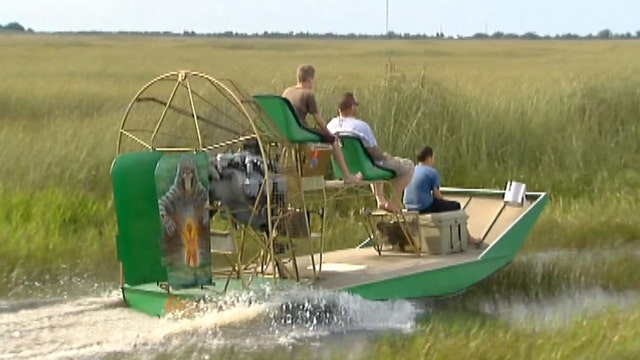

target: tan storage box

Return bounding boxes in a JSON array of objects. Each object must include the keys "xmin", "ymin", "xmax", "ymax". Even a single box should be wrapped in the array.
[
  {"xmin": 282, "ymin": 143, "xmax": 332, "ymax": 193},
  {"xmin": 299, "ymin": 143, "xmax": 333, "ymax": 177},
  {"xmin": 414, "ymin": 210, "xmax": 469, "ymax": 254}
]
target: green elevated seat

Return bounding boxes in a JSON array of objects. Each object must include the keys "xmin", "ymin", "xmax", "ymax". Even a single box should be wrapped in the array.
[
  {"xmin": 331, "ymin": 133, "xmax": 396, "ymax": 181},
  {"xmin": 253, "ymin": 94, "xmax": 323, "ymax": 143},
  {"xmin": 111, "ymin": 151, "xmax": 166, "ymax": 286}
]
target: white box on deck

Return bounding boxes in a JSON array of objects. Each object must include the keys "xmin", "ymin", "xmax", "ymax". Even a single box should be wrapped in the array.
[{"xmin": 414, "ymin": 210, "xmax": 469, "ymax": 255}]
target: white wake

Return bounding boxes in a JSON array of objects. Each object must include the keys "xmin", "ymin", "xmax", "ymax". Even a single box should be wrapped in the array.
[{"xmin": 0, "ymin": 285, "xmax": 422, "ymax": 360}]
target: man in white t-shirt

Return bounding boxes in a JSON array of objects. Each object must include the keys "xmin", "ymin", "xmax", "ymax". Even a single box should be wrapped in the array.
[{"xmin": 327, "ymin": 92, "xmax": 414, "ymax": 213}]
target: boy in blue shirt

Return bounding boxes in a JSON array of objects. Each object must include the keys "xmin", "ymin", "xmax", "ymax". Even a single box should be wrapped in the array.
[
  {"xmin": 403, "ymin": 146, "xmax": 460, "ymax": 213},
  {"xmin": 403, "ymin": 146, "xmax": 484, "ymax": 247}
]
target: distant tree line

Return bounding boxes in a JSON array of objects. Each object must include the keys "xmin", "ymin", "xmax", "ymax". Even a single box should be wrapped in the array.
[
  {"xmin": 2, "ymin": 22, "xmax": 639, "ymax": 40},
  {"xmin": 471, "ymin": 28, "xmax": 640, "ymax": 40},
  {"xmin": 0, "ymin": 22, "xmax": 34, "ymax": 32}
]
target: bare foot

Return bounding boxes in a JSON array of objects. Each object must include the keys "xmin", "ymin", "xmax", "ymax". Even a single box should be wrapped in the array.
[
  {"xmin": 343, "ymin": 172, "xmax": 363, "ymax": 185},
  {"xmin": 378, "ymin": 202, "xmax": 400, "ymax": 213}
]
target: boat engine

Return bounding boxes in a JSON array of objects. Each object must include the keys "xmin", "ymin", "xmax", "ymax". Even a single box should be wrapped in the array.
[{"xmin": 207, "ymin": 146, "xmax": 286, "ymax": 233}]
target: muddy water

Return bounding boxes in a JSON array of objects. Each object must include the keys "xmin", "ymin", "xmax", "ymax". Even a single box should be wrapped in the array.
[{"xmin": 1, "ymin": 248, "xmax": 638, "ymax": 360}]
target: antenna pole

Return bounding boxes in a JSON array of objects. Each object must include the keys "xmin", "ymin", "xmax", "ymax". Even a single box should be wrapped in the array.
[{"xmin": 386, "ymin": 0, "xmax": 389, "ymax": 34}]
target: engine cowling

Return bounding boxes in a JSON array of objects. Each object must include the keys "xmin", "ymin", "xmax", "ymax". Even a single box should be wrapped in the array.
[{"xmin": 207, "ymin": 149, "xmax": 286, "ymax": 233}]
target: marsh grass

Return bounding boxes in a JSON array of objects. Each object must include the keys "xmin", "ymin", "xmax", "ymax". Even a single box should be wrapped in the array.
[
  {"xmin": 460, "ymin": 248, "xmax": 640, "ymax": 302},
  {"xmin": 0, "ymin": 35, "xmax": 639, "ymax": 295},
  {"xmin": 0, "ymin": 188, "xmax": 116, "ymax": 291},
  {"xmin": 367, "ymin": 301, "xmax": 640, "ymax": 360}
]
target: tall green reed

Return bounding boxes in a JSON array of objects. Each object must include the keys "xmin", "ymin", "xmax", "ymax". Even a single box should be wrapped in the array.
[{"xmin": 0, "ymin": 187, "xmax": 116, "ymax": 292}]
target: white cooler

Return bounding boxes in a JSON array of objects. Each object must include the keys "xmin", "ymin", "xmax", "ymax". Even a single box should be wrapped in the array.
[{"xmin": 412, "ymin": 210, "xmax": 469, "ymax": 254}]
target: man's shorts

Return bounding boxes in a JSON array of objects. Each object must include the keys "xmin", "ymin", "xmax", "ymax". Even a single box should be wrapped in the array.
[
  {"xmin": 376, "ymin": 155, "xmax": 414, "ymax": 177},
  {"xmin": 318, "ymin": 130, "xmax": 337, "ymax": 144}
]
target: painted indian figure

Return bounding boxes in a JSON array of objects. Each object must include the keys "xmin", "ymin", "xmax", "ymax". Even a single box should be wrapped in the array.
[{"xmin": 158, "ymin": 155, "xmax": 210, "ymax": 269}]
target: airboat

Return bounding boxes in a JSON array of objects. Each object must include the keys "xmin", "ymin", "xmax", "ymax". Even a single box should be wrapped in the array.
[{"xmin": 110, "ymin": 70, "xmax": 548, "ymax": 317}]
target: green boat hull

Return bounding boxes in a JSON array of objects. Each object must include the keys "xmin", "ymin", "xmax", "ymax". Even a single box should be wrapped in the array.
[
  {"xmin": 343, "ymin": 190, "xmax": 548, "ymax": 300},
  {"xmin": 121, "ymin": 277, "xmax": 294, "ymax": 318},
  {"xmin": 120, "ymin": 190, "xmax": 547, "ymax": 317}
]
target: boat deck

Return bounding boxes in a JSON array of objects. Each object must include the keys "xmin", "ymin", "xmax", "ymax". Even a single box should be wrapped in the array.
[
  {"xmin": 206, "ymin": 190, "xmax": 538, "ymax": 293},
  {"xmin": 283, "ymin": 191, "xmax": 535, "ymax": 291},
  {"xmin": 292, "ymin": 246, "xmax": 484, "ymax": 291}
]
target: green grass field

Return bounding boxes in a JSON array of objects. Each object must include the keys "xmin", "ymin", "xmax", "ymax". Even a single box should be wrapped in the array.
[{"xmin": 1, "ymin": 34, "xmax": 639, "ymax": 359}]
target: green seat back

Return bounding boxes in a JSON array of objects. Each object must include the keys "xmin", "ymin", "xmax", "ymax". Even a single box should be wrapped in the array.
[
  {"xmin": 111, "ymin": 151, "xmax": 166, "ymax": 286},
  {"xmin": 253, "ymin": 94, "xmax": 323, "ymax": 143},
  {"xmin": 154, "ymin": 152, "xmax": 213, "ymax": 290},
  {"xmin": 331, "ymin": 133, "xmax": 396, "ymax": 181}
]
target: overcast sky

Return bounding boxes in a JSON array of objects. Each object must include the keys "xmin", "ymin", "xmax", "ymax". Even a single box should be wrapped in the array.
[{"xmin": 1, "ymin": 0, "xmax": 637, "ymax": 36}]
